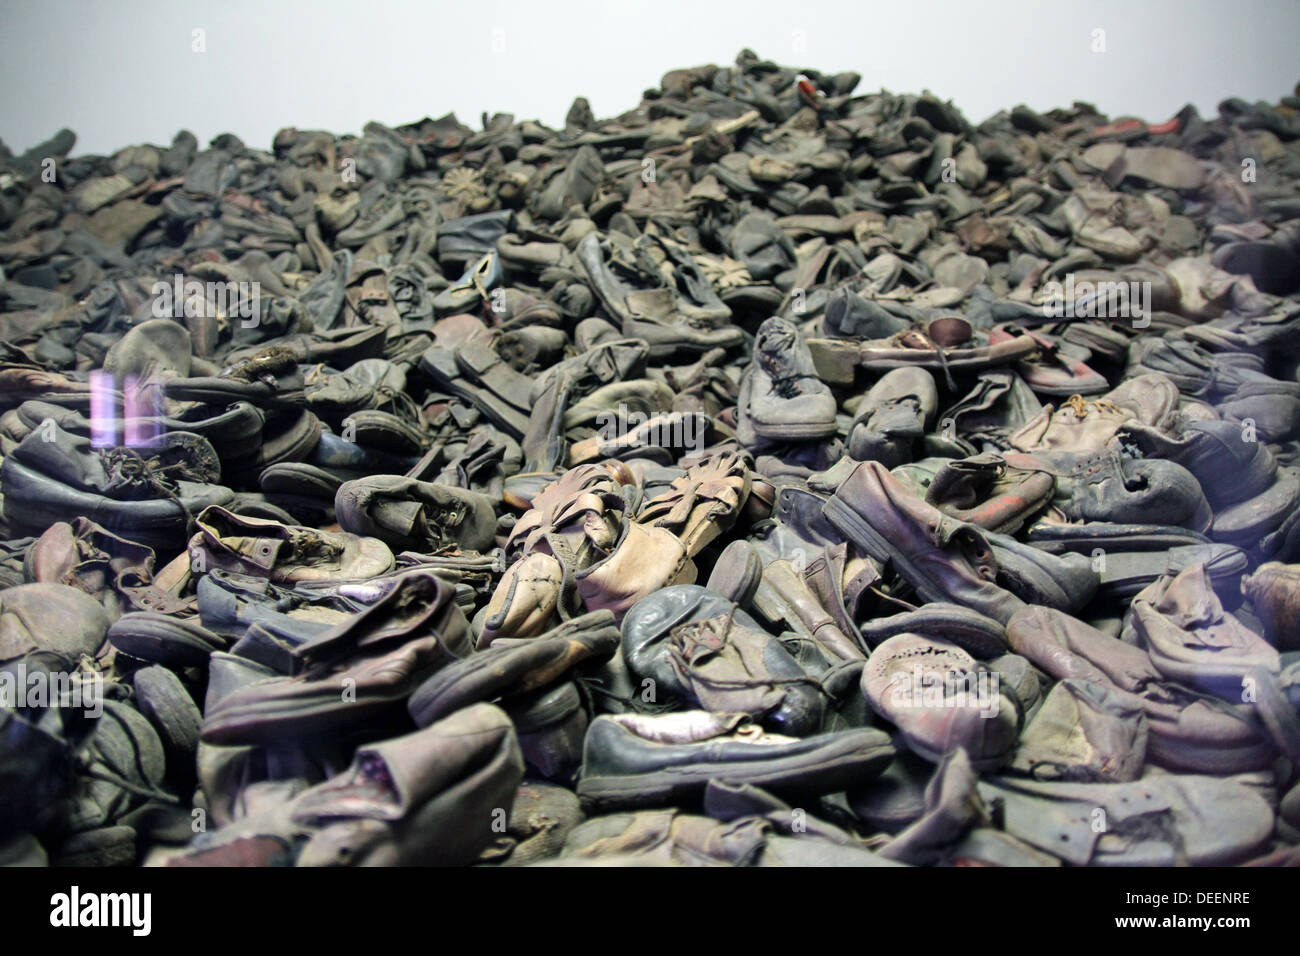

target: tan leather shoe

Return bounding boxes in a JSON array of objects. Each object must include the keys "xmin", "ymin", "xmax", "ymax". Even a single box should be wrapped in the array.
[
  {"xmin": 188, "ymin": 505, "xmax": 393, "ymax": 584},
  {"xmin": 637, "ymin": 448, "xmax": 752, "ymax": 557}
]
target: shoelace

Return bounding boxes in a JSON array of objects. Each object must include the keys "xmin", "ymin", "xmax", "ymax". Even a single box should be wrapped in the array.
[
  {"xmin": 74, "ymin": 758, "xmax": 181, "ymax": 805},
  {"xmin": 1062, "ymin": 394, "xmax": 1126, "ymax": 419},
  {"xmin": 766, "ymin": 372, "xmax": 822, "ymax": 400},
  {"xmin": 668, "ymin": 607, "xmax": 832, "ymax": 697},
  {"xmin": 373, "ymin": 384, "xmax": 424, "ymax": 426},
  {"xmin": 868, "ymin": 585, "xmax": 920, "ymax": 614},
  {"xmin": 102, "ymin": 448, "xmax": 199, "ymax": 535},
  {"xmin": 928, "ymin": 337, "xmax": 958, "ymax": 391}
]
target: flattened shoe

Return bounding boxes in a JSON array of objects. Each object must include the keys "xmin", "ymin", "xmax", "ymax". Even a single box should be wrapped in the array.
[
  {"xmin": 975, "ymin": 773, "xmax": 1273, "ymax": 866},
  {"xmin": 1010, "ymin": 678, "xmax": 1147, "ymax": 782},
  {"xmin": 107, "ymin": 612, "xmax": 228, "ymax": 668},
  {"xmin": 1006, "ymin": 448, "xmax": 1213, "ymax": 533},
  {"xmin": 1130, "ymin": 563, "xmax": 1279, "ymax": 700},
  {"xmin": 291, "ymin": 703, "xmax": 524, "ymax": 866},
  {"xmin": 335, "ymin": 474, "xmax": 497, "ymax": 553},
  {"xmin": 201, "ymin": 571, "xmax": 470, "ymax": 745}
]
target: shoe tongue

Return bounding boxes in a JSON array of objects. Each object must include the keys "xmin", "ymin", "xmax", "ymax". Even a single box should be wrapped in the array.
[
  {"xmin": 624, "ymin": 287, "xmax": 674, "ymax": 320},
  {"xmin": 1148, "ymin": 564, "xmax": 1222, "ymax": 629},
  {"xmin": 378, "ymin": 498, "xmax": 425, "ymax": 539},
  {"xmin": 217, "ymin": 533, "xmax": 286, "ymax": 571}
]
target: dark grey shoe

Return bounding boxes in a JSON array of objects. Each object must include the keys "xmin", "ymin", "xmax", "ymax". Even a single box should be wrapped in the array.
[{"xmin": 576, "ymin": 710, "xmax": 895, "ymax": 811}]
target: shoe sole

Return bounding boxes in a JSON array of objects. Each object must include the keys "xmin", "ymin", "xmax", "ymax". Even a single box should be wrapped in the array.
[
  {"xmin": 576, "ymin": 740, "xmax": 895, "ymax": 811},
  {"xmin": 751, "ymin": 419, "xmax": 839, "ymax": 441}
]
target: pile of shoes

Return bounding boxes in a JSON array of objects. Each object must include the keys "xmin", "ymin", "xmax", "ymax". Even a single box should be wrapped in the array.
[{"xmin": 3, "ymin": 49, "xmax": 1300, "ymax": 868}]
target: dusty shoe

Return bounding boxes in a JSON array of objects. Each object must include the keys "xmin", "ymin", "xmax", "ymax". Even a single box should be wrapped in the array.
[
  {"xmin": 479, "ymin": 781, "xmax": 585, "ymax": 866},
  {"xmin": 1117, "ymin": 417, "xmax": 1278, "ymax": 509},
  {"xmin": 1242, "ymin": 562, "xmax": 1300, "ymax": 651},
  {"xmin": 576, "ymin": 710, "xmax": 895, "ymax": 811},
  {"xmin": 177, "ymin": 703, "xmax": 524, "ymax": 867},
  {"xmin": 636, "ymin": 448, "xmax": 752, "ymax": 557},
  {"xmin": 1, "ymin": 422, "xmax": 233, "ymax": 550},
  {"xmin": 188, "ymin": 505, "xmax": 394, "ymax": 583},
  {"xmin": 822, "ymin": 460, "xmax": 1027, "ymax": 624},
  {"xmin": 1009, "ymin": 376, "xmax": 1179, "ymax": 455},
  {"xmin": 1010, "ymin": 678, "xmax": 1147, "ymax": 782},
  {"xmin": 1006, "ymin": 448, "xmax": 1213, "ymax": 532},
  {"xmin": 409, "ymin": 611, "xmax": 619, "ymax": 727},
  {"xmin": 922, "ymin": 453, "xmax": 1055, "ymax": 535},
  {"xmin": 975, "ymin": 773, "xmax": 1273, "ymax": 866},
  {"xmin": 201, "ymin": 569, "xmax": 469, "ymax": 745},
  {"xmin": 861, "ymin": 633, "xmax": 1021, "ymax": 770},
  {"xmin": 621, "ymin": 585, "xmax": 827, "ymax": 736},
  {"xmin": 335, "ymin": 475, "xmax": 497, "ymax": 553},
  {"xmin": 737, "ymin": 316, "xmax": 837, "ymax": 445},
  {"xmin": 847, "ymin": 368, "xmax": 937, "ymax": 467},
  {"xmin": 0, "ymin": 582, "xmax": 111, "ymax": 663},
  {"xmin": 291, "ymin": 703, "xmax": 524, "ymax": 866},
  {"xmin": 1130, "ymin": 564, "xmax": 1280, "ymax": 699},
  {"xmin": 1007, "ymin": 605, "xmax": 1278, "ymax": 773},
  {"xmin": 577, "ymin": 232, "xmax": 741, "ymax": 358}
]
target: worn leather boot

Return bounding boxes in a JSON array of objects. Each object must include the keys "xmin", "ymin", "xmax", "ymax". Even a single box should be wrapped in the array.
[
  {"xmin": 335, "ymin": 474, "xmax": 497, "ymax": 553},
  {"xmin": 822, "ymin": 460, "xmax": 1028, "ymax": 624}
]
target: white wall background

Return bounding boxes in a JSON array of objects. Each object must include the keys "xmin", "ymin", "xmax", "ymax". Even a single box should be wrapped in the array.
[{"xmin": 2, "ymin": 0, "xmax": 1297, "ymax": 157}]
